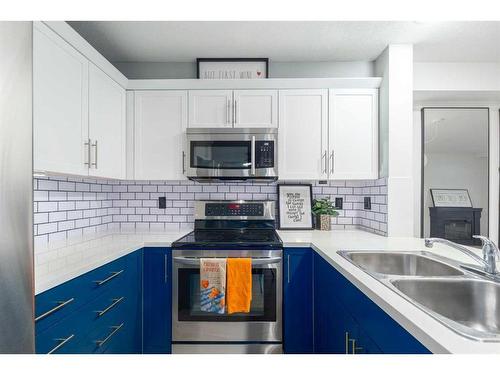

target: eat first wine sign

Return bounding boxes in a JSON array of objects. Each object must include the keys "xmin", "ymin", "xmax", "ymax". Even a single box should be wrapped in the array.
[{"xmin": 197, "ymin": 58, "xmax": 269, "ymax": 79}]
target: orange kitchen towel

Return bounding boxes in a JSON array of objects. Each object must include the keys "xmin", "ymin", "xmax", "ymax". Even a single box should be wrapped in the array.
[{"xmin": 226, "ymin": 258, "xmax": 252, "ymax": 314}]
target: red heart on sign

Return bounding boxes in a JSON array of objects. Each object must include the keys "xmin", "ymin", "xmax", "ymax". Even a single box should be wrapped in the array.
[{"xmin": 257, "ymin": 71, "xmax": 262, "ymax": 76}]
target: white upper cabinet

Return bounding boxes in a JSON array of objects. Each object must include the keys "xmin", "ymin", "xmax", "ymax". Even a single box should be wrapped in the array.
[
  {"xmin": 328, "ymin": 89, "xmax": 378, "ymax": 180},
  {"xmin": 233, "ymin": 90, "xmax": 278, "ymax": 128},
  {"xmin": 134, "ymin": 91, "xmax": 188, "ymax": 180},
  {"xmin": 88, "ymin": 64, "xmax": 126, "ymax": 179},
  {"xmin": 188, "ymin": 90, "xmax": 233, "ymax": 128},
  {"xmin": 33, "ymin": 23, "xmax": 89, "ymax": 176},
  {"xmin": 279, "ymin": 90, "xmax": 328, "ymax": 180}
]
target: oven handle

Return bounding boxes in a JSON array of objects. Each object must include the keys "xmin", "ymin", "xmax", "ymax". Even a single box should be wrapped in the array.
[{"xmin": 173, "ymin": 256, "xmax": 282, "ymax": 266}]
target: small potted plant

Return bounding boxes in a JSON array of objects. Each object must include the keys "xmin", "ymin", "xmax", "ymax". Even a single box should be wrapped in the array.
[{"xmin": 312, "ymin": 197, "xmax": 339, "ymax": 231}]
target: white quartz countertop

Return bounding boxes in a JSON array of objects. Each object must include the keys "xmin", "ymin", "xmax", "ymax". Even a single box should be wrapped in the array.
[{"xmin": 35, "ymin": 229, "xmax": 500, "ymax": 354}]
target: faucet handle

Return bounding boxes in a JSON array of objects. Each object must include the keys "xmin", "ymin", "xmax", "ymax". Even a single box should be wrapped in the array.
[{"xmin": 473, "ymin": 236, "xmax": 500, "ymax": 258}]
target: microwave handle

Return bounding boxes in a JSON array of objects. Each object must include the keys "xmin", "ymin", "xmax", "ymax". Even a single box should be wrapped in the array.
[
  {"xmin": 251, "ymin": 136, "xmax": 256, "ymax": 176},
  {"xmin": 173, "ymin": 256, "xmax": 281, "ymax": 266}
]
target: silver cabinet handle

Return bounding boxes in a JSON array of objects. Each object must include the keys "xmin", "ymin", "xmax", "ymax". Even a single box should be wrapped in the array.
[
  {"xmin": 234, "ymin": 100, "xmax": 238, "ymax": 125},
  {"xmin": 251, "ymin": 135, "xmax": 256, "ymax": 176},
  {"xmin": 94, "ymin": 270, "xmax": 124, "ymax": 286},
  {"xmin": 173, "ymin": 256, "xmax": 281, "ymax": 266},
  {"xmin": 287, "ymin": 254, "xmax": 290, "ymax": 284},
  {"xmin": 35, "ymin": 298, "xmax": 75, "ymax": 322},
  {"xmin": 321, "ymin": 150, "xmax": 327, "ymax": 174},
  {"xmin": 350, "ymin": 338, "xmax": 363, "ymax": 354},
  {"xmin": 91, "ymin": 140, "xmax": 98, "ymax": 168},
  {"xmin": 47, "ymin": 334, "xmax": 75, "ymax": 354},
  {"xmin": 164, "ymin": 253, "xmax": 168, "ymax": 283},
  {"xmin": 84, "ymin": 139, "xmax": 91, "ymax": 167},
  {"xmin": 345, "ymin": 332, "xmax": 350, "ymax": 354},
  {"xmin": 182, "ymin": 151, "xmax": 186, "ymax": 174},
  {"xmin": 330, "ymin": 150, "xmax": 334, "ymax": 175},
  {"xmin": 227, "ymin": 99, "xmax": 231, "ymax": 125},
  {"xmin": 95, "ymin": 297, "xmax": 124, "ymax": 317},
  {"xmin": 95, "ymin": 323, "xmax": 124, "ymax": 347}
]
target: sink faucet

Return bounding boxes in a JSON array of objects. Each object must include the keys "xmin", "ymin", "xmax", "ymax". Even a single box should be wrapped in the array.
[{"xmin": 425, "ymin": 236, "xmax": 500, "ymax": 275}]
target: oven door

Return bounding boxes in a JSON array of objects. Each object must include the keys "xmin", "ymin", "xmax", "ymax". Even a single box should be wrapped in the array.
[
  {"xmin": 185, "ymin": 129, "xmax": 277, "ymax": 180},
  {"xmin": 172, "ymin": 249, "xmax": 282, "ymax": 342}
]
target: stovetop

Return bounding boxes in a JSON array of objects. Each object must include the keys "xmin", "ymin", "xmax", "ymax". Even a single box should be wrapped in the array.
[{"xmin": 172, "ymin": 229, "xmax": 283, "ymax": 250}]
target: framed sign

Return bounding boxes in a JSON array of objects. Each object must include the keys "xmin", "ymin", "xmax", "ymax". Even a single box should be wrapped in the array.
[
  {"xmin": 197, "ymin": 58, "xmax": 269, "ymax": 79},
  {"xmin": 430, "ymin": 189, "xmax": 473, "ymax": 208},
  {"xmin": 277, "ymin": 184, "xmax": 313, "ymax": 230}
]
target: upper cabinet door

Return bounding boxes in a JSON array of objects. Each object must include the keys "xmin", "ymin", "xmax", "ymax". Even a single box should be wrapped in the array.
[
  {"xmin": 188, "ymin": 90, "xmax": 233, "ymax": 128},
  {"xmin": 279, "ymin": 90, "xmax": 329, "ymax": 180},
  {"xmin": 329, "ymin": 89, "xmax": 378, "ymax": 180},
  {"xmin": 233, "ymin": 90, "xmax": 278, "ymax": 128},
  {"xmin": 134, "ymin": 91, "xmax": 188, "ymax": 180},
  {"xmin": 88, "ymin": 64, "xmax": 126, "ymax": 179},
  {"xmin": 33, "ymin": 23, "xmax": 89, "ymax": 176}
]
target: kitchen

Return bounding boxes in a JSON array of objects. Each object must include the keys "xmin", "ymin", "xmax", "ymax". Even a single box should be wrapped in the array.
[{"xmin": 1, "ymin": 2, "xmax": 500, "ymax": 372}]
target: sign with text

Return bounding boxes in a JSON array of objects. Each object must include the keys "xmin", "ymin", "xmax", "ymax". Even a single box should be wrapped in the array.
[
  {"xmin": 197, "ymin": 58, "xmax": 268, "ymax": 79},
  {"xmin": 278, "ymin": 184, "xmax": 313, "ymax": 230}
]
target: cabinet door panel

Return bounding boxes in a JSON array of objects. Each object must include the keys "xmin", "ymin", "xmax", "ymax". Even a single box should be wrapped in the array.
[
  {"xmin": 33, "ymin": 23, "xmax": 89, "ymax": 175},
  {"xmin": 88, "ymin": 64, "xmax": 126, "ymax": 179},
  {"xmin": 134, "ymin": 91, "xmax": 187, "ymax": 180},
  {"xmin": 233, "ymin": 90, "xmax": 277, "ymax": 128},
  {"xmin": 283, "ymin": 248, "xmax": 313, "ymax": 353},
  {"xmin": 329, "ymin": 89, "xmax": 378, "ymax": 179},
  {"xmin": 279, "ymin": 90, "xmax": 328, "ymax": 180},
  {"xmin": 188, "ymin": 90, "xmax": 232, "ymax": 128}
]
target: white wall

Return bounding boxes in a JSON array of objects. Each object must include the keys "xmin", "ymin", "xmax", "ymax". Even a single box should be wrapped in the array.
[
  {"xmin": 414, "ymin": 62, "xmax": 500, "ymax": 91},
  {"xmin": 113, "ymin": 61, "xmax": 375, "ymax": 79},
  {"xmin": 376, "ymin": 44, "xmax": 415, "ymax": 237},
  {"xmin": 423, "ymin": 153, "xmax": 489, "ymax": 237}
]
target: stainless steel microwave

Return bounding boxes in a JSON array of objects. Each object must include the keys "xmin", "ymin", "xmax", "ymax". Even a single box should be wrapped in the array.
[{"xmin": 184, "ymin": 128, "xmax": 278, "ymax": 182}]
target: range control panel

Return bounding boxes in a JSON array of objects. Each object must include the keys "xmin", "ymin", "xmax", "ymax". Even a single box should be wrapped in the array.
[
  {"xmin": 255, "ymin": 141, "xmax": 274, "ymax": 168},
  {"xmin": 205, "ymin": 202, "xmax": 264, "ymax": 217}
]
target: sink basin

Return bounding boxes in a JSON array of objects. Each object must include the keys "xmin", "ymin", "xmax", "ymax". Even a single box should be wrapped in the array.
[
  {"xmin": 392, "ymin": 278, "xmax": 500, "ymax": 339},
  {"xmin": 340, "ymin": 251, "xmax": 464, "ymax": 277}
]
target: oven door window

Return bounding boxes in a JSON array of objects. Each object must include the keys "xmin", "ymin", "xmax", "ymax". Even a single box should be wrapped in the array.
[
  {"xmin": 178, "ymin": 268, "xmax": 277, "ymax": 322},
  {"xmin": 190, "ymin": 141, "xmax": 251, "ymax": 169}
]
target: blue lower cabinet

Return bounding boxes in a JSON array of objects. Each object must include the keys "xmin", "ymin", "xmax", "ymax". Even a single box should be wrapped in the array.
[
  {"xmin": 35, "ymin": 250, "xmax": 143, "ymax": 354},
  {"xmin": 143, "ymin": 247, "xmax": 172, "ymax": 354},
  {"xmin": 283, "ymin": 248, "xmax": 314, "ymax": 354},
  {"xmin": 313, "ymin": 253, "xmax": 430, "ymax": 354}
]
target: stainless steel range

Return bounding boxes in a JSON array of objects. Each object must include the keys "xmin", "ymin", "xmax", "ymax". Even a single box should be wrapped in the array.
[{"xmin": 171, "ymin": 200, "xmax": 283, "ymax": 354}]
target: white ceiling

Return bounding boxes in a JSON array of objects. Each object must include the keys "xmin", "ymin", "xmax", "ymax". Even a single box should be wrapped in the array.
[
  {"xmin": 68, "ymin": 21, "xmax": 500, "ymax": 63},
  {"xmin": 423, "ymin": 108, "xmax": 489, "ymax": 156}
]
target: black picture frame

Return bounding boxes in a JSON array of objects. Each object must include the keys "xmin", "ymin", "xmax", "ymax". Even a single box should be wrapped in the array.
[
  {"xmin": 430, "ymin": 188, "xmax": 473, "ymax": 208},
  {"xmin": 277, "ymin": 184, "xmax": 313, "ymax": 230},
  {"xmin": 196, "ymin": 58, "xmax": 269, "ymax": 79}
]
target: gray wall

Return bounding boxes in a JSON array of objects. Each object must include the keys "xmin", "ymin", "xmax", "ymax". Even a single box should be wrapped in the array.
[{"xmin": 113, "ymin": 61, "xmax": 374, "ymax": 79}]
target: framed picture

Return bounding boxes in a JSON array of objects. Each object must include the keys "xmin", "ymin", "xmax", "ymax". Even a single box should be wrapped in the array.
[
  {"xmin": 197, "ymin": 58, "xmax": 269, "ymax": 79},
  {"xmin": 430, "ymin": 189, "xmax": 473, "ymax": 208},
  {"xmin": 277, "ymin": 184, "xmax": 313, "ymax": 230}
]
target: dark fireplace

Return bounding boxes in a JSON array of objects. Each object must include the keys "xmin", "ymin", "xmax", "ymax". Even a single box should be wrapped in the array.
[{"xmin": 429, "ymin": 207, "xmax": 482, "ymax": 246}]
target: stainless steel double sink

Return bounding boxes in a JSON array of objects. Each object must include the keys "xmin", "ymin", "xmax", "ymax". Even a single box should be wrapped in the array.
[{"xmin": 337, "ymin": 250, "xmax": 500, "ymax": 341}]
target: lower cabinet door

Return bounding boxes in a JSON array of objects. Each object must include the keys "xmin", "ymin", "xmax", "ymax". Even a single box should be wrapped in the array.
[
  {"xmin": 143, "ymin": 248, "xmax": 172, "ymax": 354},
  {"xmin": 35, "ymin": 319, "xmax": 81, "ymax": 354},
  {"xmin": 283, "ymin": 248, "xmax": 313, "ymax": 353}
]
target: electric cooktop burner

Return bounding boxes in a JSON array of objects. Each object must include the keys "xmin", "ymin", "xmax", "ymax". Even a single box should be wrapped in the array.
[{"xmin": 172, "ymin": 200, "xmax": 282, "ymax": 250}]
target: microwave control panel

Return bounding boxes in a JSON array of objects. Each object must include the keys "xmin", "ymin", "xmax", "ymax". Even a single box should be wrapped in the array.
[
  {"xmin": 205, "ymin": 202, "xmax": 264, "ymax": 217},
  {"xmin": 255, "ymin": 141, "xmax": 274, "ymax": 168}
]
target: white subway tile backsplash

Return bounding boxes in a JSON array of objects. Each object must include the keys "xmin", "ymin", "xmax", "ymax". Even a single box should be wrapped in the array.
[{"xmin": 34, "ymin": 176, "xmax": 388, "ymax": 244}]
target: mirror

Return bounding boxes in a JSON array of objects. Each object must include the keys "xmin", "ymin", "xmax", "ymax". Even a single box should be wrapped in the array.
[{"xmin": 421, "ymin": 108, "xmax": 489, "ymax": 246}]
